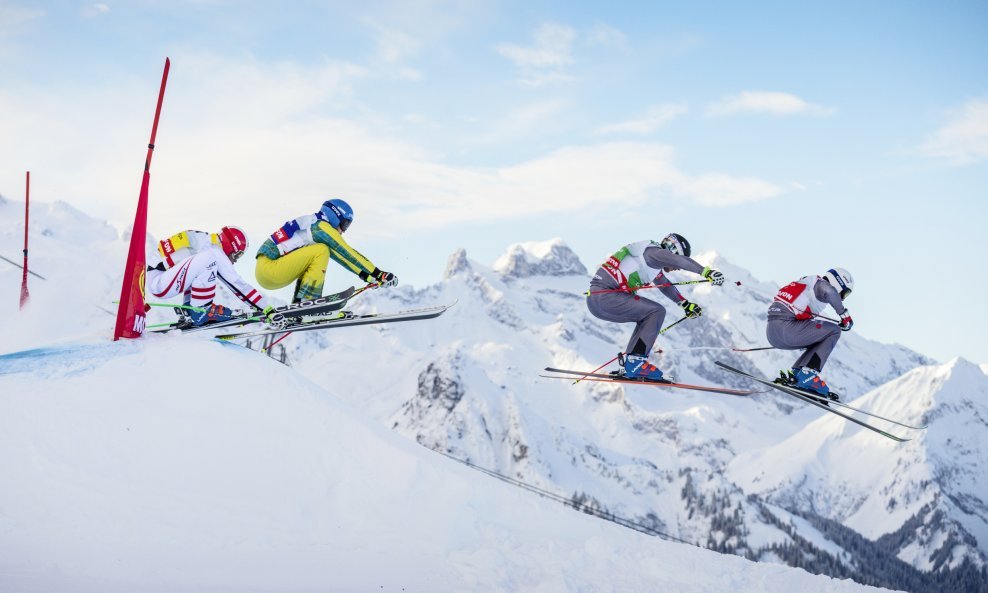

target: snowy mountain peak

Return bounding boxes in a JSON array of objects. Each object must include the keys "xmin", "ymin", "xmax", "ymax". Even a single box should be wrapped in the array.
[
  {"xmin": 492, "ymin": 238, "xmax": 587, "ymax": 279},
  {"xmin": 443, "ymin": 247, "xmax": 473, "ymax": 279}
]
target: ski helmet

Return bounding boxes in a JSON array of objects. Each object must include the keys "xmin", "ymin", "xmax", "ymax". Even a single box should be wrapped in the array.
[
  {"xmin": 219, "ymin": 226, "xmax": 248, "ymax": 263},
  {"xmin": 824, "ymin": 267, "xmax": 854, "ymax": 299},
  {"xmin": 318, "ymin": 199, "xmax": 354, "ymax": 232},
  {"xmin": 659, "ymin": 233, "xmax": 691, "ymax": 257}
]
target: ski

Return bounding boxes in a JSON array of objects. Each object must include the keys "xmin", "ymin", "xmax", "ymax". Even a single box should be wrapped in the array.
[
  {"xmin": 714, "ymin": 361, "xmax": 911, "ymax": 442},
  {"xmin": 148, "ymin": 286, "xmax": 359, "ymax": 334},
  {"xmin": 541, "ymin": 367, "xmax": 759, "ymax": 396},
  {"xmin": 773, "ymin": 381, "xmax": 927, "ymax": 430},
  {"xmin": 215, "ymin": 303, "xmax": 455, "ymax": 340}
]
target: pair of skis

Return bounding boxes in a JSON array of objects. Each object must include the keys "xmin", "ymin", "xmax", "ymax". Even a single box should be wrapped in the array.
[
  {"xmin": 714, "ymin": 361, "xmax": 924, "ymax": 442},
  {"xmin": 149, "ymin": 284, "xmax": 455, "ymax": 340},
  {"xmin": 215, "ymin": 303, "xmax": 454, "ymax": 340},
  {"xmin": 147, "ymin": 285, "xmax": 361, "ymax": 334},
  {"xmin": 545, "ymin": 361, "xmax": 923, "ymax": 442},
  {"xmin": 541, "ymin": 367, "xmax": 758, "ymax": 397}
]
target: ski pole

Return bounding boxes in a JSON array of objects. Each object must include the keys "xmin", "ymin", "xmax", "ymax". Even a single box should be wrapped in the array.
[
  {"xmin": 571, "ymin": 354, "xmax": 621, "ymax": 385},
  {"xmin": 658, "ymin": 316, "xmax": 690, "ymax": 335},
  {"xmin": 115, "ymin": 300, "xmax": 207, "ymax": 313},
  {"xmin": 584, "ymin": 279, "xmax": 711, "ymax": 296}
]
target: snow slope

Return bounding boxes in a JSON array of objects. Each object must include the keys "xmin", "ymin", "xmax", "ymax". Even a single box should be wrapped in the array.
[
  {"xmin": 1, "ymin": 200, "xmax": 965, "ymax": 587},
  {"xmin": 729, "ymin": 358, "xmax": 988, "ymax": 572},
  {"xmin": 0, "ymin": 338, "xmax": 894, "ymax": 593}
]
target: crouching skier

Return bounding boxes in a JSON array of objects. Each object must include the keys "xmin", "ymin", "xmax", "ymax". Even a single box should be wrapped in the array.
[
  {"xmin": 147, "ymin": 226, "xmax": 276, "ymax": 326},
  {"xmin": 254, "ymin": 199, "xmax": 398, "ymax": 303},
  {"xmin": 586, "ymin": 233, "xmax": 725, "ymax": 381},
  {"xmin": 767, "ymin": 268, "xmax": 854, "ymax": 400}
]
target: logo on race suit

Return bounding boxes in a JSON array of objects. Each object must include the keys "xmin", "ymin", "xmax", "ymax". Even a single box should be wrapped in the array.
[
  {"xmin": 160, "ymin": 239, "xmax": 175, "ymax": 256},
  {"xmin": 775, "ymin": 281, "xmax": 806, "ymax": 304},
  {"xmin": 272, "ymin": 220, "xmax": 301, "ymax": 244},
  {"xmin": 208, "ymin": 271, "xmax": 216, "ymax": 282}
]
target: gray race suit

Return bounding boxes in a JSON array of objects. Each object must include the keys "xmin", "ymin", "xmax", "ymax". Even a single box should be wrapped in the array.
[
  {"xmin": 766, "ymin": 277, "xmax": 848, "ymax": 371},
  {"xmin": 586, "ymin": 244, "xmax": 706, "ymax": 356}
]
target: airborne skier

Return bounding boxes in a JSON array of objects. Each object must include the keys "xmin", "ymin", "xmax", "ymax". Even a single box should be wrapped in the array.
[
  {"xmin": 586, "ymin": 234, "xmax": 725, "ymax": 380},
  {"xmin": 147, "ymin": 226, "xmax": 276, "ymax": 326},
  {"xmin": 254, "ymin": 199, "xmax": 398, "ymax": 303},
  {"xmin": 767, "ymin": 268, "xmax": 854, "ymax": 399}
]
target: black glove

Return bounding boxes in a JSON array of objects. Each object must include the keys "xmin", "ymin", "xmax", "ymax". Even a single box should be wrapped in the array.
[
  {"xmin": 702, "ymin": 266, "xmax": 725, "ymax": 286},
  {"xmin": 679, "ymin": 299, "xmax": 703, "ymax": 319},
  {"xmin": 840, "ymin": 310, "xmax": 853, "ymax": 332}
]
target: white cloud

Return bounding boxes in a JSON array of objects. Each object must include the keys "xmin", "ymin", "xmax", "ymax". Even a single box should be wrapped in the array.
[
  {"xmin": 920, "ymin": 98, "xmax": 988, "ymax": 165},
  {"xmin": 595, "ymin": 103, "xmax": 688, "ymax": 135},
  {"xmin": 586, "ymin": 24, "xmax": 628, "ymax": 50},
  {"xmin": 0, "ymin": 54, "xmax": 784, "ymax": 247},
  {"xmin": 0, "ymin": 4, "xmax": 44, "ymax": 50},
  {"xmin": 706, "ymin": 91, "xmax": 835, "ymax": 117},
  {"xmin": 496, "ymin": 23, "xmax": 576, "ymax": 86},
  {"xmin": 80, "ymin": 3, "xmax": 110, "ymax": 18}
]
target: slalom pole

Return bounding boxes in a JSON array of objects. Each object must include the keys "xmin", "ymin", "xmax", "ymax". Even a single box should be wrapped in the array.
[
  {"xmin": 113, "ymin": 57, "xmax": 171, "ymax": 340},
  {"xmin": 19, "ymin": 171, "xmax": 30, "ymax": 308}
]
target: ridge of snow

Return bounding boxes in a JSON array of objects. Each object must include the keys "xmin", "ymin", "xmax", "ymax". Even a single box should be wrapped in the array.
[{"xmin": 0, "ymin": 339, "xmax": 893, "ymax": 593}]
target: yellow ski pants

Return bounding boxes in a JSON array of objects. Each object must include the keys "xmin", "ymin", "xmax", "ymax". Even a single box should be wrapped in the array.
[{"xmin": 255, "ymin": 243, "xmax": 328, "ymax": 302}]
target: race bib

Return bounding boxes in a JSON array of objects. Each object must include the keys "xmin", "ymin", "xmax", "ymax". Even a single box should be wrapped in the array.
[{"xmin": 272, "ymin": 220, "xmax": 301, "ymax": 244}]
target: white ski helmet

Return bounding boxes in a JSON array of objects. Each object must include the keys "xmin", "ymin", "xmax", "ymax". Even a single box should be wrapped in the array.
[{"xmin": 824, "ymin": 267, "xmax": 854, "ymax": 299}]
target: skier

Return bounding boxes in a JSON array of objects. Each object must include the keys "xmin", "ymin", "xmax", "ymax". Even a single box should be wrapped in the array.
[
  {"xmin": 767, "ymin": 268, "xmax": 854, "ymax": 399},
  {"xmin": 147, "ymin": 226, "xmax": 276, "ymax": 326},
  {"xmin": 255, "ymin": 199, "xmax": 397, "ymax": 303},
  {"xmin": 586, "ymin": 234, "xmax": 725, "ymax": 380}
]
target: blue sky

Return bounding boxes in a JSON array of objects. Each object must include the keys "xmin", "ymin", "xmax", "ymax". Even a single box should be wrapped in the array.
[{"xmin": 1, "ymin": 0, "xmax": 986, "ymax": 364}]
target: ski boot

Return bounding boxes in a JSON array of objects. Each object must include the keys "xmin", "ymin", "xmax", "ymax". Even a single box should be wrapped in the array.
[
  {"xmin": 189, "ymin": 303, "xmax": 236, "ymax": 327},
  {"xmin": 791, "ymin": 367, "xmax": 839, "ymax": 402},
  {"xmin": 619, "ymin": 353, "xmax": 667, "ymax": 382}
]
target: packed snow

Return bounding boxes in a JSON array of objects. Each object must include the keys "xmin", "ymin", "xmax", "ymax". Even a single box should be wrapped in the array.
[{"xmin": 0, "ymin": 339, "xmax": 894, "ymax": 592}]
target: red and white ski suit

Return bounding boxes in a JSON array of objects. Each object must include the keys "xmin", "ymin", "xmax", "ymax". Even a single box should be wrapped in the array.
[{"xmin": 146, "ymin": 230, "xmax": 270, "ymax": 310}]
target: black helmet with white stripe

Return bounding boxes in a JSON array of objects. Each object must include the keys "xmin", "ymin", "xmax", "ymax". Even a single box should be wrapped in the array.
[{"xmin": 659, "ymin": 233, "xmax": 691, "ymax": 257}]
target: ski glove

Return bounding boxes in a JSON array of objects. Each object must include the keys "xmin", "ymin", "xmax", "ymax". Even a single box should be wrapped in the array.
[
  {"xmin": 702, "ymin": 267, "xmax": 725, "ymax": 286},
  {"xmin": 263, "ymin": 305, "xmax": 286, "ymax": 329},
  {"xmin": 679, "ymin": 299, "xmax": 703, "ymax": 319},
  {"xmin": 839, "ymin": 310, "xmax": 853, "ymax": 332},
  {"xmin": 374, "ymin": 270, "xmax": 398, "ymax": 288}
]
